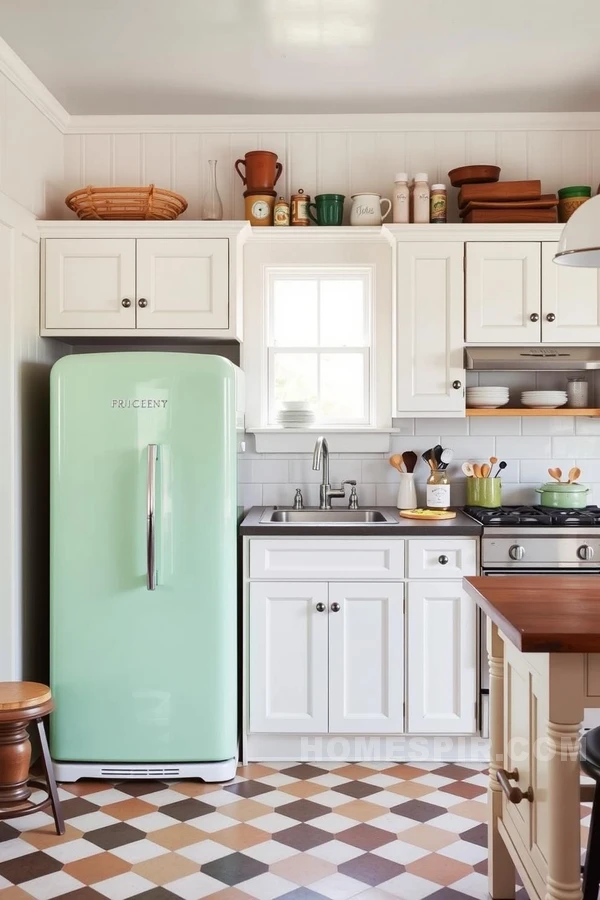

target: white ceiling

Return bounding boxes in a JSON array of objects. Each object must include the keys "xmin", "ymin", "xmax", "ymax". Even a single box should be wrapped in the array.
[{"xmin": 1, "ymin": 0, "xmax": 600, "ymax": 115}]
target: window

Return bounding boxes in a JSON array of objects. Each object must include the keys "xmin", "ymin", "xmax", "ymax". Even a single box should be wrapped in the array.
[{"xmin": 267, "ymin": 270, "xmax": 371, "ymax": 425}]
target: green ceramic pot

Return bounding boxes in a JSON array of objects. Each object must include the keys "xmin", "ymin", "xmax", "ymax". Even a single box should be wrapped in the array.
[
  {"xmin": 536, "ymin": 482, "xmax": 589, "ymax": 508},
  {"xmin": 466, "ymin": 478, "xmax": 502, "ymax": 508}
]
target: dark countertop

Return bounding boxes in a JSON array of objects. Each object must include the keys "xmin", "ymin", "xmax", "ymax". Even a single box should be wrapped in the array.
[
  {"xmin": 464, "ymin": 575, "xmax": 600, "ymax": 653},
  {"xmin": 239, "ymin": 507, "xmax": 482, "ymax": 537}
]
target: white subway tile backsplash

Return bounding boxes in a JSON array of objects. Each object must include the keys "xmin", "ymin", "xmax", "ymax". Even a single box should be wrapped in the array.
[
  {"xmin": 262, "ymin": 483, "xmax": 319, "ymax": 506},
  {"xmin": 376, "ymin": 483, "xmax": 400, "ymax": 506},
  {"xmin": 440, "ymin": 437, "xmax": 495, "ymax": 461},
  {"xmin": 238, "ymin": 483, "xmax": 263, "ymax": 510},
  {"xmin": 553, "ymin": 436, "xmax": 600, "ymax": 458},
  {"xmin": 362, "ymin": 458, "xmax": 398, "ymax": 484},
  {"xmin": 468, "ymin": 416, "xmax": 521, "ymax": 436},
  {"xmin": 251, "ymin": 459, "xmax": 289, "ymax": 483},
  {"xmin": 496, "ymin": 436, "xmax": 552, "ymax": 459},
  {"xmin": 521, "ymin": 416, "xmax": 574, "ymax": 436},
  {"xmin": 415, "ymin": 418, "xmax": 469, "ymax": 436},
  {"xmin": 575, "ymin": 418, "xmax": 600, "ymax": 435},
  {"xmin": 519, "ymin": 459, "xmax": 575, "ymax": 483},
  {"xmin": 288, "ymin": 458, "xmax": 321, "ymax": 484},
  {"xmin": 356, "ymin": 484, "xmax": 377, "ymax": 506},
  {"xmin": 498, "ymin": 482, "xmax": 539, "ymax": 505}
]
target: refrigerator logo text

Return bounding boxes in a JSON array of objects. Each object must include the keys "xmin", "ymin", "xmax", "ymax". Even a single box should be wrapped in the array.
[{"xmin": 111, "ymin": 399, "xmax": 168, "ymax": 409}]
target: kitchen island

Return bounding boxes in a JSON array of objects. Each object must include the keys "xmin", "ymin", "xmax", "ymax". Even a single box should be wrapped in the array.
[{"xmin": 463, "ymin": 576, "xmax": 600, "ymax": 900}]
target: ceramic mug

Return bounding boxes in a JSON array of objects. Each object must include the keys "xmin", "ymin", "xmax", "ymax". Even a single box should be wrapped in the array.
[
  {"xmin": 234, "ymin": 150, "xmax": 282, "ymax": 190},
  {"xmin": 350, "ymin": 193, "xmax": 392, "ymax": 226},
  {"xmin": 307, "ymin": 193, "xmax": 345, "ymax": 226}
]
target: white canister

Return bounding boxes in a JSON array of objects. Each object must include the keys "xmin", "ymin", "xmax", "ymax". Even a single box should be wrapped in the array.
[
  {"xmin": 350, "ymin": 193, "xmax": 392, "ymax": 226},
  {"xmin": 392, "ymin": 174, "xmax": 410, "ymax": 224},
  {"xmin": 413, "ymin": 173, "xmax": 430, "ymax": 224},
  {"xmin": 567, "ymin": 378, "xmax": 589, "ymax": 408},
  {"xmin": 396, "ymin": 473, "xmax": 418, "ymax": 510}
]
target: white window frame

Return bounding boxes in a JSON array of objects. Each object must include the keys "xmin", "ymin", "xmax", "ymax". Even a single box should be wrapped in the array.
[
  {"xmin": 266, "ymin": 267, "xmax": 372, "ymax": 426},
  {"xmin": 242, "ymin": 235, "xmax": 393, "ymax": 452}
]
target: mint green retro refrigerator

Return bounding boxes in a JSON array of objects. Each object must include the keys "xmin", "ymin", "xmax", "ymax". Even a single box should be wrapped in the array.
[{"xmin": 50, "ymin": 352, "xmax": 239, "ymax": 782}]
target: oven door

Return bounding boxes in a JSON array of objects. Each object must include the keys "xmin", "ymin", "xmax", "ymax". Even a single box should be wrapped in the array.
[{"xmin": 478, "ymin": 568, "xmax": 600, "ymax": 737}]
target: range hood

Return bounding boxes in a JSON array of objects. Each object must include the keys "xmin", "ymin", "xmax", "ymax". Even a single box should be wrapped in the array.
[{"xmin": 465, "ymin": 347, "xmax": 600, "ymax": 370}]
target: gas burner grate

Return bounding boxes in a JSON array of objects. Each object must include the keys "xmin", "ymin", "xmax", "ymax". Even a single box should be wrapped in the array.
[{"xmin": 465, "ymin": 504, "xmax": 600, "ymax": 527}]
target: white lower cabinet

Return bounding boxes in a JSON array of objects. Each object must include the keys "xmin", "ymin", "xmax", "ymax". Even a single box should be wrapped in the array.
[
  {"xmin": 249, "ymin": 582, "xmax": 329, "ymax": 733},
  {"xmin": 328, "ymin": 583, "xmax": 404, "ymax": 733},
  {"xmin": 407, "ymin": 580, "xmax": 477, "ymax": 734}
]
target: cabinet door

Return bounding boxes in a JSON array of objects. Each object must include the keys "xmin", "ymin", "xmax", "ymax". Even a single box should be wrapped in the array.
[
  {"xmin": 328, "ymin": 583, "xmax": 404, "ymax": 733},
  {"xmin": 44, "ymin": 239, "xmax": 136, "ymax": 329},
  {"xmin": 249, "ymin": 582, "xmax": 328, "ymax": 733},
  {"xmin": 407, "ymin": 581, "xmax": 477, "ymax": 734},
  {"xmin": 396, "ymin": 242, "xmax": 465, "ymax": 415},
  {"xmin": 542, "ymin": 241, "xmax": 600, "ymax": 342},
  {"xmin": 466, "ymin": 242, "xmax": 541, "ymax": 343},
  {"xmin": 136, "ymin": 238, "xmax": 229, "ymax": 330}
]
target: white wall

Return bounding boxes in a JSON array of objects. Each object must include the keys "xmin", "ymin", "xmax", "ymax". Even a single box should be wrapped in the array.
[{"xmin": 63, "ymin": 113, "xmax": 600, "ymax": 222}]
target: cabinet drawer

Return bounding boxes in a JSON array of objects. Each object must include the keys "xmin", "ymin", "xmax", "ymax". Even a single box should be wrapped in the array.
[
  {"xmin": 408, "ymin": 539, "xmax": 476, "ymax": 579},
  {"xmin": 249, "ymin": 539, "xmax": 404, "ymax": 580}
]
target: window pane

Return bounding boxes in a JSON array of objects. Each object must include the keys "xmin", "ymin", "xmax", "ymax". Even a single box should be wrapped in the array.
[
  {"xmin": 320, "ymin": 279, "xmax": 367, "ymax": 346},
  {"xmin": 272, "ymin": 280, "xmax": 318, "ymax": 346},
  {"xmin": 272, "ymin": 353, "xmax": 318, "ymax": 414},
  {"xmin": 319, "ymin": 353, "xmax": 366, "ymax": 421}
]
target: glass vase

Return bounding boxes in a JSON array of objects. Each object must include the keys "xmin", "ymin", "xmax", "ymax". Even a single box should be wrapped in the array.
[{"xmin": 202, "ymin": 159, "xmax": 223, "ymax": 220}]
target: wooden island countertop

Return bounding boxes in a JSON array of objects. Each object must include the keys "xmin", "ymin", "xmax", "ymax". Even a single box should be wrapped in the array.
[{"xmin": 463, "ymin": 575, "xmax": 600, "ymax": 652}]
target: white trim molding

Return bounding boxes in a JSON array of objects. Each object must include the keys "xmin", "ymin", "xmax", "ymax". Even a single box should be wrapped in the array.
[{"xmin": 0, "ymin": 35, "xmax": 69, "ymax": 132}]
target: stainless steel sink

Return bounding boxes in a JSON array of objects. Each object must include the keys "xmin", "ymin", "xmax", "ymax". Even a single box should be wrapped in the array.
[{"xmin": 259, "ymin": 507, "xmax": 398, "ymax": 524}]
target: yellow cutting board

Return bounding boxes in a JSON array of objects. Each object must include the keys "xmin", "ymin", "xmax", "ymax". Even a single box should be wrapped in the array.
[{"xmin": 399, "ymin": 509, "xmax": 457, "ymax": 520}]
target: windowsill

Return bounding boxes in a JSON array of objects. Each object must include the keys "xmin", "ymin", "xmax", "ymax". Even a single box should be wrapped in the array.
[{"xmin": 246, "ymin": 427, "xmax": 397, "ymax": 453}]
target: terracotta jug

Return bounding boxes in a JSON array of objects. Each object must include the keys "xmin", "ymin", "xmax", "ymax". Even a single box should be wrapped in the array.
[{"xmin": 234, "ymin": 150, "xmax": 282, "ymax": 191}]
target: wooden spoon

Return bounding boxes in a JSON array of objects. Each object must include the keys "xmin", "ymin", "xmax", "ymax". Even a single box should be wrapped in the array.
[
  {"xmin": 481, "ymin": 463, "xmax": 491, "ymax": 478},
  {"xmin": 472, "ymin": 463, "xmax": 482, "ymax": 478},
  {"xmin": 462, "ymin": 462, "xmax": 475, "ymax": 477},
  {"xmin": 389, "ymin": 454, "xmax": 404, "ymax": 473},
  {"xmin": 568, "ymin": 466, "xmax": 581, "ymax": 484},
  {"xmin": 489, "ymin": 456, "xmax": 498, "ymax": 476},
  {"xmin": 548, "ymin": 467, "xmax": 563, "ymax": 483},
  {"xmin": 402, "ymin": 450, "xmax": 418, "ymax": 474}
]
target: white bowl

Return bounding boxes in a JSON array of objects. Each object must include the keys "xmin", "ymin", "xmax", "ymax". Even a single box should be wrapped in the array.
[{"xmin": 281, "ymin": 401, "xmax": 312, "ymax": 411}]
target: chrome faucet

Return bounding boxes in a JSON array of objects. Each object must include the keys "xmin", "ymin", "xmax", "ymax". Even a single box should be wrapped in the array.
[{"xmin": 313, "ymin": 436, "xmax": 353, "ymax": 510}]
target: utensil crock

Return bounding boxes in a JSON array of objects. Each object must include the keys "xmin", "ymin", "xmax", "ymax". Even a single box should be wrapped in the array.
[
  {"xmin": 396, "ymin": 473, "xmax": 417, "ymax": 510},
  {"xmin": 466, "ymin": 478, "xmax": 502, "ymax": 508}
]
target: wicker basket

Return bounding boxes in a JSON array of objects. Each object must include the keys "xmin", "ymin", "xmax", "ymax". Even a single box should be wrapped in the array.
[{"xmin": 65, "ymin": 184, "xmax": 188, "ymax": 220}]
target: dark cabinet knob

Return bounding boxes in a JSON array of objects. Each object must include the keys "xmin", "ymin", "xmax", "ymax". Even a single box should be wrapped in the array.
[
  {"xmin": 122, "ymin": 298, "xmax": 131, "ymax": 308},
  {"xmin": 438, "ymin": 555, "xmax": 449, "ymax": 565},
  {"xmin": 138, "ymin": 298, "xmax": 148, "ymax": 308},
  {"xmin": 331, "ymin": 602, "xmax": 341, "ymax": 612},
  {"xmin": 546, "ymin": 313, "xmax": 556, "ymax": 322},
  {"xmin": 316, "ymin": 602, "xmax": 326, "ymax": 612},
  {"xmin": 529, "ymin": 313, "xmax": 539, "ymax": 322},
  {"xmin": 452, "ymin": 380, "xmax": 462, "ymax": 390}
]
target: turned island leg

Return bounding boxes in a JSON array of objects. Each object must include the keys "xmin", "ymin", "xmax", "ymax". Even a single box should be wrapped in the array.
[{"xmin": 488, "ymin": 618, "xmax": 516, "ymax": 899}]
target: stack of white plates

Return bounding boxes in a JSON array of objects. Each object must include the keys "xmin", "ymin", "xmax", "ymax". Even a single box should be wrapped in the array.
[
  {"xmin": 276, "ymin": 401, "xmax": 316, "ymax": 428},
  {"xmin": 521, "ymin": 391, "xmax": 568, "ymax": 409},
  {"xmin": 466, "ymin": 386, "xmax": 510, "ymax": 409}
]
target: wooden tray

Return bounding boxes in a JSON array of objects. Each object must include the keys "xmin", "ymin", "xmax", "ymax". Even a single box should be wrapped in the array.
[
  {"xmin": 399, "ymin": 509, "xmax": 457, "ymax": 520},
  {"xmin": 462, "ymin": 208, "xmax": 557, "ymax": 224},
  {"xmin": 458, "ymin": 180, "xmax": 541, "ymax": 208},
  {"xmin": 459, "ymin": 196, "xmax": 557, "ymax": 217},
  {"xmin": 448, "ymin": 165, "xmax": 500, "ymax": 187}
]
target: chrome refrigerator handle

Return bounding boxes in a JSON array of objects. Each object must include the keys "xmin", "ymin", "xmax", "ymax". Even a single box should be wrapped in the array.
[{"xmin": 146, "ymin": 444, "xmax": 158, "ymax": 590}]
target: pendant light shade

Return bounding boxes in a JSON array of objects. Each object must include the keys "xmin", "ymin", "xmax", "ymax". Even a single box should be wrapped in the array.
[{"xmin": 555, "ymin": 194, "xmax": 600, "ymax": 267}]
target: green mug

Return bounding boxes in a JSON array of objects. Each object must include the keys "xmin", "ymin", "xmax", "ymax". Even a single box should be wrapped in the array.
[{"xmin": 308, "ymin": 193, "xmax": 345, "ymax": 226}]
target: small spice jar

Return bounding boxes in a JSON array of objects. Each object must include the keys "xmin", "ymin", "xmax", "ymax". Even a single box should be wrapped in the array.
[
  {"xmin": 430, "ymin": 184, "xmax": 447, "ymax": 223},
  {"xmin": 290, "ymin": 189, "xmax": 310, "ymax": 226},
  {"xmin": 558, "ymin": 186, "xmax": 591, "ymax": 223},
  {"xmin": 274, "ymin": 196, "xmax": 290, "ymax": 226}
]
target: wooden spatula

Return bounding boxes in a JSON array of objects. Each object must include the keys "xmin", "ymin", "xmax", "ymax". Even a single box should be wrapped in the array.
[
  {"xmin": 389, "ymin": 454, "xmax": 404, "ymax": 473},
  {"xmin": 402, "ymin": 450, "xmax": 418, "ymax": 473},
  {"xmin": 548, "ymin": 467, "xmax": 563, "ymax": 483},
  {"xmin": 567, "ymin": 467, "xmax": 581, "ymax": 483},
  {"xmin": 481, "ymin": 463, "xmax": 491, "ymax": 478}
]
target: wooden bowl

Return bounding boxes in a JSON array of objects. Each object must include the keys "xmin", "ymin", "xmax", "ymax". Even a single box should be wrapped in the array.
[{"xmin": 448, "ymin": 165, "xmax": 501, "ymax": 187}]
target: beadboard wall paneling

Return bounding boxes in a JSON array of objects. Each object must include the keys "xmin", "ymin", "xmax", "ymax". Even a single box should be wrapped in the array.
[
  {"xmin": 0, "ymin": 71, "xmax": 64, "ymax": 217},
  {"xmin": 63, "ymin": 124, "xmax": 599, "ymax": 222}
]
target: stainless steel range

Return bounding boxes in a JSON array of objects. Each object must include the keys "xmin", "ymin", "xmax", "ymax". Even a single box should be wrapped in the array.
[{"xmin": 465, "ymin": 505, "xmax": 600, "ymax": 737}]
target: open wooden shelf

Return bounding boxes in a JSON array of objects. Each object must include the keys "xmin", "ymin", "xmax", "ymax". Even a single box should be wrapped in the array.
[{"xmin": 466, "ymin": 408, "xmax": 600, "ymax": 417}]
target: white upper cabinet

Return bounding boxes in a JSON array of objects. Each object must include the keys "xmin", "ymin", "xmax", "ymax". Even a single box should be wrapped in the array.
[
  {"xmin": 466, "ymin": 242, "xmax": 541, "ymax": 344},
  {"xmin": 328, "ymin": 582, "xmax": 404, "ymax": 734},
  {"xmin": 136, "ymin": 238, "xmax": 229, "ymax": 330},
  {"xmin": 541, "ymin": 241, "xmax": 600, "ymax": 343},
  {"xmin": 407, "ymin": 580, "xmax": 477, "ymax": 734},
  {"xmin": 249, "ymin": 581, "xmax": 329, "ymax": 734},
  {"xmin": 396, "ymin": 242, "xmax": 465, "ymax": 416},
  {"xmin": 45, "ymin": 238, "xmax": 136, "ymax": 330}
]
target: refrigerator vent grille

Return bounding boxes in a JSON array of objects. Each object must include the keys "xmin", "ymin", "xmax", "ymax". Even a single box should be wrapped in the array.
[{"xmin": 100, "ymin": 767, "xmax": 181, "ymax": 778}]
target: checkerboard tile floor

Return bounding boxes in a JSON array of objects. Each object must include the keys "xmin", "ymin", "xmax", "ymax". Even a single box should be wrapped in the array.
[{"xmin": 0, "ymin": 761, "xmax": 587, "ymax": 899}]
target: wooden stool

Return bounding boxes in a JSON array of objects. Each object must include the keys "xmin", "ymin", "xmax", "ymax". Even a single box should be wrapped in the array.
[{"xmin": 0, "ymin": 682, "xmax": 64, "ymax": 835}]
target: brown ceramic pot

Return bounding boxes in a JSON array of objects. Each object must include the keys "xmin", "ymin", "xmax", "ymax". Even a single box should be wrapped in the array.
[{"xmin": 235, "ymin": 151, "xmax": 282, "ymax": 190}]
